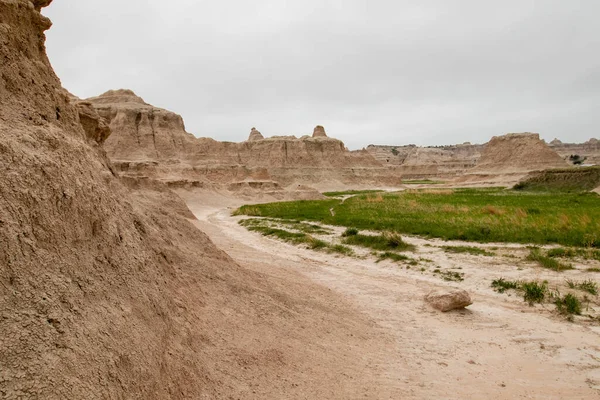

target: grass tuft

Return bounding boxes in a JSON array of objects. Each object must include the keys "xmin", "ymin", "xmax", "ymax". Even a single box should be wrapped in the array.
[
  {"xmin": 566, "ymin": 279, "xmax": 598, "ymax": 295},
  {"xmin": 342, "ymin": 227, "xmax": 359, "ymax": 237},
  {"xmin": 521, "ymin": 281, "xmax": 548, "ymax": 305},
  {"xmin": 491, "ymin": 278, "xmax": 520, "ymax": 293},
  {"xmin": 342, "ymin": 233, "xmax": 415, "ymax": 252},
  {"xmin": 377, "ymin": 252, "xmax": 411, "ymax": 263},
  {"xmin": 527, "ymin": 248, "xmax": 573, "ymax": 271},
  {"xmin": 555, "ymin": 293, "xmax": 582, "ymax": 315}
]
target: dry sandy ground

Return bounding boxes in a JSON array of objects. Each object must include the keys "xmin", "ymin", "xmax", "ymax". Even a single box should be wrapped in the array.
[{"xmin": 179, "ymin": 189, "xmax": 600, "ymax": 399}]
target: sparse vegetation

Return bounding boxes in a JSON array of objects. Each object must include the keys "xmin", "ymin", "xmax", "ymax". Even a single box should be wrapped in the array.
[
  {"xmin": 547, "ymin": 247, "xmax": 600, "ymax": 261},
  {"xmin": 376, "ymin": 252, "xmax": 411, "ymax": 263},
  {"xmin": 235, "ymin": 188, "xmax": 600, "ymax": 247},
  {"xmin": 521, "ymin": 281, "xmax": 548, "ymax": 305},
  {"xmin": 342, "ymin": 227, "xmax": 359, "ymax": 237},
  {"xmin": 527, "ymin": 248, "xmax": 573, "ymax": 271},
  {"xmin": 555, "ymin": 293, "xmax": 582, "ymax": 315},
  {"xmin": 342, "ymin": 232, "xmax": 415, "ymax": 252},
  {"xmin": 491, "ymin": 278, "xmax": 520, "ymax": 293},
  {"xmin": 239, "ymin": 219, "xmax": 353, "ymax": 256},
  {"xmin": 433, "ymin": 269, "xmax": 464, "ymax": 282},
  {"xmin": 442, "ymin": 245, "xmax": 495, "ymax": 256},
  {"xmin": 566, "ymin": 279, "xmax": 598, "ymax": 295},
  {"xmin": 491, "ymin": 279, "xmax": 548, "ymax": 305}
]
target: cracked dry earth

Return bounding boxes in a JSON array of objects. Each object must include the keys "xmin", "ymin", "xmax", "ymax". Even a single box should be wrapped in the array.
[{"xmin": 180, "ymin": 189, "xmax": 600, "ymax": 400}]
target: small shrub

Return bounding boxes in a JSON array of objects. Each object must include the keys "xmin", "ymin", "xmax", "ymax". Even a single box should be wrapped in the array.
[
  {"xmin": 342, "ymin": 227, "xmax": 359, "ymax": 237},
  {"xmin": 377, "ymin": 252, "xmax": 410, "ymax": 263},
  {"xmin": 491, "ymin": 278, "xmax": 520, "ymax": 293},
  {"xmin": 328, "ymin": 244, "xmax": 354, "ymax": 256},
  {"xmin": 555, "ymin": 293, "xmax": 582, "ymax": 315},
  {"xmin": 521, "ymin": 281, "xmax": 547, "ymax": 305},
  {"xmin": 568, "ymin": 279, "xmax": 598, "ymax": 295},
  {"xmin": 307, "ymin": 237, "xmax": 328, "ymax": 250},
  {"xmin": 433, "ymin": 270, "xmax": 464, "ymax": 282}
]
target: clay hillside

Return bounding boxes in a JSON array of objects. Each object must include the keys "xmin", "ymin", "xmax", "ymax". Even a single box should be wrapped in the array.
[
  {"xmin": 0, "ymin": 2, "xmax": 390, "ymax": 397},
  {"xmin": 83, "ymin": 89, "xmax": 398, "ymax": 190}
]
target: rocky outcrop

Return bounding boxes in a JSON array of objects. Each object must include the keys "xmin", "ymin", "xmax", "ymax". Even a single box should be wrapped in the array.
[
  {"xmin": 366, "ymin": 143, "xmax": 484, "ymax": 179},
  {"xmin": 548, "ymin": 138, "xmax": 600, "ymax": 166},
  {"xmin": 425, "ymin": 289, "xmax": 473, "ymax": 312},
  {"xmin": 475, "ymin": 133, "xmax": 568, "ymax": 172},
  {"xmin": 312, "ymin": 125, "xmax": 327, "ymax": 138},
  {"xmin": 248, "ymin": 127, "xmax": 264, "ymax": 141},
  {"xmin": 75, "ymin": 101, "xmax": 111, "ymax": 144},
  {"xmin": 84, "ymin": 93, "xmax": 397, "ymax": 188},
  {"xmin": 86, "ymin": 89, "xmax": 195, "ymax": 161}
]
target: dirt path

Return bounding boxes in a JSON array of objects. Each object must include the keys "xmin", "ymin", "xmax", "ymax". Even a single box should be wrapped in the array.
[{"xmin": 181, "ymin": 190, "xmax": 600, "ymax": 399}]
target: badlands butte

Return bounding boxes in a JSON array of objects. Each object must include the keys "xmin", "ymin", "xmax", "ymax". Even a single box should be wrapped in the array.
[
  {"xmin": 75, "ymin": 88, "xmax": 598, "ymax": 193},
  {"xmin": 1, "ymin": 1, "xmax": 600, "ymax": 399}
]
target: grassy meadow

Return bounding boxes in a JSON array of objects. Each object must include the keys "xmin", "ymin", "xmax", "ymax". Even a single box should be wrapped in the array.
[{"xmin": 235, "ymin": 188, "xmax": 600, "ymax": 248}]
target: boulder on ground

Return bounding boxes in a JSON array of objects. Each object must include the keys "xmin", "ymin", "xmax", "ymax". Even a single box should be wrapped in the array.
[{"xmin": 425, "ymin": 289, "xmax": 472, "ymax": 312}]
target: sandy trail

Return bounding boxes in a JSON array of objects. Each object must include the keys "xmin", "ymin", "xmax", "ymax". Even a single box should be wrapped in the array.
[{"xmin": 181, "ymin": 190, "xmax": 600, "ymax": 399}]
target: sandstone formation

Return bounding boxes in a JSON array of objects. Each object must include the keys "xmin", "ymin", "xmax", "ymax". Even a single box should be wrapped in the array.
[
  {"xmin": 0, "ymin": 2, "xmax": 381, "ymax": 397},
  {"xmin": 425, "ymin": 289, "xmax": 473, "ymax": 312},
  {"xmin": 83, "ymin": 91, "xmax": 399, "ymax": 188},
  {"xmin": 248, "ymin": 127, "xmax": 264, "ymax": 141},
  {"xmin": 548, "ymin": 138, "xmax": 600, "ymax": 166},
  {"xmin": 367, "ymin": 143, "xmax": 484, "ymax": 178},
  {"xmin": 475, "ymin": 133, "xmax": 569, "ymax": 173},
  {"xmin": 312, "ymin": 125, "xmax": 327, "ymax": 138}
]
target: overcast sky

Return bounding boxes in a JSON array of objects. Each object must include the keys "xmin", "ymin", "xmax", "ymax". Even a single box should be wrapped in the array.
[{"xmin": 44, "ymin": 1, "xmax": 599, "ymax": 149}]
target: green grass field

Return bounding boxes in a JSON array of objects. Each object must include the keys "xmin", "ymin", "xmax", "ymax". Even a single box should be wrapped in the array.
[{"xmin": 235, "ymin": 188, "xmax": 600, "ymax": 247}]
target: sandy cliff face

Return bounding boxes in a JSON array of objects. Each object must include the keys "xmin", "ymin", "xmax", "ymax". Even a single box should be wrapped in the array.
[{"xmin": 1, "ymin": 2, "xmax": 377, "ymax": 397}]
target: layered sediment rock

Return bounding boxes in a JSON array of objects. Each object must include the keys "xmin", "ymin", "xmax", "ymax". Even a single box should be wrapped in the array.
[
  {"xmin": 548, "ymin": 138, "xmax": 600, "ymax": 166},
  {"xmin": 475, "ymin": 133, "xmax": 568, "ymax": 172},
  {"xmin": 84, "ymin": 92, "xmax": 398, "ymax": 187},
  {"xmin": 312, "ymin": 125, "xmax": 327, "ymax": 138},
  {"xmin": 367, "ymin": 143, "xmax": 484, "ymax": 178},
  {"xmin": 248, "ymin": 127, "xmax": 264, "ymax": 141}
]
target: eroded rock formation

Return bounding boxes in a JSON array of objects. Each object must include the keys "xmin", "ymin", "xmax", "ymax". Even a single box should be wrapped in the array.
[
  {"xmin": 248, "ymin": 127, "xmax": 264, "ymax": 141},
  {"xmin": 475, "ymin": 133, "xmax": 568, "ymax": 172},
  {"xmin": 548, "ymin": 138, "xmax": 600, "ymax": 166},
  {"xmin": 312, "ymin": 125, "xmax": 327, "ymax": 138},
  {"xmin": 1, "ymin": 2, "xmax": 379, "ymax": 397},
  {"xmin": 83, "ymin": 92, "xmax": 398, "ymax": 188}
]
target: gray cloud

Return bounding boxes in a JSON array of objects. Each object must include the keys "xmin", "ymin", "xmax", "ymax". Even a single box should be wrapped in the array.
[{"xmin": 45, "ymin": 0, "xmax": 600, "ymax": 149}]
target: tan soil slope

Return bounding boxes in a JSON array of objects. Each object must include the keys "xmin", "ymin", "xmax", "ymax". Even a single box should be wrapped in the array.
[
  {"xmin": 0, "ymin": 2, "xmax": 385, "ymax": 398},
  {"xmin": 475, "ymin": 133, "xmax": 568, "ymax": 172}
]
